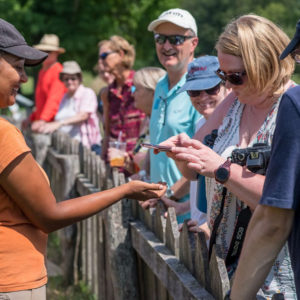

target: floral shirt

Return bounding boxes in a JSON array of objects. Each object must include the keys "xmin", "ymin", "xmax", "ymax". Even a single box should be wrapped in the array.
[
  {"xmin": 108, "ymin": 70, "xmax": 145, "ymax": 154},
  {"xmin": 206, "ymin": 97, "xmax": 296, "ymax": 299}
]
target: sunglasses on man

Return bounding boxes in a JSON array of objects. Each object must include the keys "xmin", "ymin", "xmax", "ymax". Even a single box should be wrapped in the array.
[
  {"xmin": 154, "ymin": 33, "xmax": 194, "ymax": 46},
  {"xmin": 215, "ymin": 69, "xmax": 247, "ymax": 85},
  {"xmin": 187, "ymin": 83, "xmax": 221, "ymax": 97},
  {"xmin": 99, "ymin": 51, "xmax": 115, "ymax": 60}
]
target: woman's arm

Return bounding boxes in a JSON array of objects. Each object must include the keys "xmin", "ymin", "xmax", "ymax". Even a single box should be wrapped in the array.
[
  {"xmin": 159, "ymin": 92, "xmax": 236, "ymax": 180},
  {"xmin": 0, "ymin": 152, "xmax": 166, "ymax": 233},
  {"xmin": 41, "ymin": 112, "xmax": 89, "ymax": 134},
  {"xmin": 172, "ymin": 139, "xmax": 265, "ymax": 210}
]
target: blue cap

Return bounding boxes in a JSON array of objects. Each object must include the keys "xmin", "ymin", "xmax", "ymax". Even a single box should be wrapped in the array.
[
  {"xmin": 280, "ymin": 19, "xmax": 300, "ymax": 60},
  {"xmin": 177, "ymin": 55, "xmax": 221, "ymax": 93}
]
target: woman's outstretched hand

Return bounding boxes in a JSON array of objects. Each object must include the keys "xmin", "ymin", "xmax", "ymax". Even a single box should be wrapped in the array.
[{"xmin": 125, "ymin": 181, "xmax": 167, "ymax": 201}]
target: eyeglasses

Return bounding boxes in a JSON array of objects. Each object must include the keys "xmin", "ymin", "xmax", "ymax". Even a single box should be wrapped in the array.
[
  {"xmin": 215, "ymin": 69, "xmax": 246, "ymax": 85},
  {"xmin": 99, "ymin": 51, "xmax": 115, "ymax": 60},
  {"xmin": 63, "ymin": 76, "xmax": 78, "ymax": 82},
  {"xmin": 187, "ymin": 83, "xmax": 221, "ymax": 97},
  {"xmin": 154, "ymin": 34, "xmax": 194, "ymax": 46},
  {"xmin": 291, "ymin": 48, "xmax": 300, "ymax": 64}
]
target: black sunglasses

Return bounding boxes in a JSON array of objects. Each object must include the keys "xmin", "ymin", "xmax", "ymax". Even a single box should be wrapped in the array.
[
  {"xmin": 99, "ymin": 51, "xmax": 115, "ymax": 60},
  {"xmin": 154, "ymin": 34, "xmax": 194, "ymax": 46},
  {"xmin": 187, "ymin": 83, "xmax": 221, "ymax": 97},
  {"xmin": 215, "ymin": 69, "xmax": 246, "ymax": 85}
]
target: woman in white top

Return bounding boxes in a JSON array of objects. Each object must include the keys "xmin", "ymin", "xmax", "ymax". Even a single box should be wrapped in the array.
[
  {"xmin": 159, "ymin": 14, "xmax": 296, "ymax": 298},
  {"xmin": 42, "ymin": 61, "xmax": 101, "ymax": 148}
]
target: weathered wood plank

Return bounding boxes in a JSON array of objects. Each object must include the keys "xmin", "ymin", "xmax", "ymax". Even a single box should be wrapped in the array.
[
  {"xmin": 208, "ymin": 245, "xmax": 230, "ymax": 300},
  {"xmin": 179, "ymin": 220, "xmax": 196, "ymax": 275},
  {"xmin": 131, "ymin": 220, "xmax": 214, "ymax": 300},
  {"xmin": 165, "ymin": 207, "xmax": 180, "ymax": 258},
  {"xmin": 194, "ymin": 232, "xmax": 210, "ymax": 290}
]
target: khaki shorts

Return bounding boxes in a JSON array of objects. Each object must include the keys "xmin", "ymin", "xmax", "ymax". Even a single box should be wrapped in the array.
[{"xmin": 0, "ymin": 285, "xmax": 46, "ymax": 300}]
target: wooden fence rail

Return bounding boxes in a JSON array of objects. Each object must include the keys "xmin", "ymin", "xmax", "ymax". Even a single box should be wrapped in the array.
[{"xmin": 25, "ymin": 130, "xmax": 283, "ymax": 300}]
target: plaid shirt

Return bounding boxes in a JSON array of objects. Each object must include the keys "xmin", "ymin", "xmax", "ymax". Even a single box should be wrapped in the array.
[{"xmin": 108, "ymin": 70, "xmax": 145, "ymax": 154}]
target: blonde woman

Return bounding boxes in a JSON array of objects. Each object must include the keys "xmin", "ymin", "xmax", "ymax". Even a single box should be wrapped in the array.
[{"xmin": 160, "ymin": 14, "xmax": 296, "ymax": 298}]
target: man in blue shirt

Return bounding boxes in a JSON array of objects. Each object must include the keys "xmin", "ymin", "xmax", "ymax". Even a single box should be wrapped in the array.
[
  {"xmin": 230, "ymin": 20, "xmax": 300, "ymax": 299},
  {"xmin": 143, "ymin": 9, "xmax": 200, "ymax": 222}
]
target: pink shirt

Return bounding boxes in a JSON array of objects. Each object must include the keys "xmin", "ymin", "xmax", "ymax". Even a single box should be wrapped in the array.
[{"xmin": 56, "ymin": 84, "xmax": 101, "ymax": 148}]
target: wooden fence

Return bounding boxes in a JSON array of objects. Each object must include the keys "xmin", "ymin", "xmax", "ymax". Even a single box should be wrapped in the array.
[{"xmin": 26, "ymin": 130, "xmax": 282, "ymax": 300}]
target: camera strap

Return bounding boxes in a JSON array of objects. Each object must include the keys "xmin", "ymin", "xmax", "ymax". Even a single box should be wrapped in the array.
[
  {"xmin": 208, "ymin": 186, "xmax": 252, "ymax": 268},
  {"xmin": 225, "ymin": 206, "xmax": 252, "ymax": 266},
  {"xmin": 208, "ymin": 187, "xmax": 227, "ymax": 259}
]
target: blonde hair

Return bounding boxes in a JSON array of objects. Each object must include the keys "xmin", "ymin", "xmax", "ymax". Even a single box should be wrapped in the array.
[
  {"xmin": 133, "ymin": 67, "xmax": 166, "ymax": 91},
  {"xmin": 216, "ymin": 14, "xmax": 295, "ymax": 96},
  {"xmin": 98, "ymin": 35, "xmax": 135, "ymax": 69}
]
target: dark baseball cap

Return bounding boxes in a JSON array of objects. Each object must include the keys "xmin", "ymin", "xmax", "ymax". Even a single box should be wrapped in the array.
[
  {"xmin": 280, "ymin": 19, "xmax": 300, "ymax": 60},
  {"xmin": 0, "ymin": 18, "xmax": 48, "ymax": 66},
  {"xmin": 177, "ymin": 55, "xmax": 221, "ymax": 93}
]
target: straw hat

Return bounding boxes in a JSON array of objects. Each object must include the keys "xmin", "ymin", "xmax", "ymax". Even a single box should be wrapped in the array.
[
  {"xmin": 34, "ymin": 34, "xmax": 65, "ymax": 53},
  {"xmin": 60, "ymin": 61, "xmax": 82, "ymax": 75}
]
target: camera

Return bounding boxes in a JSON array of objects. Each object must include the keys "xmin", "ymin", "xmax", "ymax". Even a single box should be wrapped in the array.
[{"xmin": 231, "ymin": 143, "xmax": 271, "ymax": 175}]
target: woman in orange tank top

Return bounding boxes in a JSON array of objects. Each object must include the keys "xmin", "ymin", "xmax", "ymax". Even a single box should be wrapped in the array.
[{"xmin": 0, "ymin": 19, "xmax": 166, "ymax": 300}]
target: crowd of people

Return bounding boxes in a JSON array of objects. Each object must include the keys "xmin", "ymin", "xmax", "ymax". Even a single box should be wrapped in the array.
[{"xmin": 0, "ymin": 6, "xmax": 300, "ymax": 300}]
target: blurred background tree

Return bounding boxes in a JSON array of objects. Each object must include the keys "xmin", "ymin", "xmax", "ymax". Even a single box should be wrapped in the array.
[{"xmin": 1, "ymin": 0, "xmax": 300, "ymax": 97}]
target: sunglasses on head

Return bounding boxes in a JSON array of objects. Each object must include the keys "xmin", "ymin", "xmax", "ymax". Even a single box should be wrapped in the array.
[
  {"xmin": 187, "ymin": 83, "xmax": 221, "ymax": 97},
  {"xmin": 99, "ymin": 51, "xmax": 115, "ymax": 60},
  {"xmin": 63, "ymin": 76, "xmax": 78, "ymax": 82},
  {"xmin": 154, "ymin": 34, "xmax": 194, "ymax": 46},
  {"xmin": 215, "ymin": 69, "xmax": 246, "ymax": 85}
]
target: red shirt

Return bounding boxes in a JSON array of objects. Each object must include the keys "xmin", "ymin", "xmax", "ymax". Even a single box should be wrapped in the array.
[
  {"xmin": 108, "ymin": 70, "xmax": 145, "ymax": 153},
  {"xmin": 30, "ymin": 62, "xmax": 66, "ymax": 122}
]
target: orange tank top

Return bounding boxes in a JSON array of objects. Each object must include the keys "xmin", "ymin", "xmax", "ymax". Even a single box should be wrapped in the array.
[{"xmin": 0, "ymin": 118, "xmax": 48, "ymax": 292}]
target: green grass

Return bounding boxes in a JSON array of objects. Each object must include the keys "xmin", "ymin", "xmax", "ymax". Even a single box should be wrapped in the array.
[{"xmin": 47, "ymin": 276, "xmax": 95, "ymax": 300}]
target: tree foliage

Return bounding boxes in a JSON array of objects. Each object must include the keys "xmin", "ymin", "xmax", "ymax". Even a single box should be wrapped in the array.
[
  {"xmin": 180, "ymin": 0, "xmax": 300, "ymax": 58},
  {"xmin": 0, "ymin": 0, "xmax": 179, "ymax": 72},
  {"xmin": 0, "ymin": 0, "xmax": 300, "ymax": 75}
]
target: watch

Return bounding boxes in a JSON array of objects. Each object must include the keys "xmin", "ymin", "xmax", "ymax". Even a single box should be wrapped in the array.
[
  {"xmin": 165, "ymin": 188, "xmax": 178, "ymax": 201},
  {"xmin": 214, "ymin": 158, "xmax": 232, "ymax": 184}
]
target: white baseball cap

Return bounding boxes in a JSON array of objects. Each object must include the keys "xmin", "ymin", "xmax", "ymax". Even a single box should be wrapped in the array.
[{"xmin": 148, "ymin": 8, "xmax": 197, "ymax": 36}]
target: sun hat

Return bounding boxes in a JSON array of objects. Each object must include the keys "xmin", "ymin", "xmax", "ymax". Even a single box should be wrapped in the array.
[
  {"xmin": 34, "ymin": 34, "xmax": 65, "ymax": 54},
  {"xmin": 177, "ymin": 55, "xmax": 221, "ymax": 93},
  {"xmin": 60, "ymin": 60, "xmax": 82, "ymax": 77},
  {"xmin": 280, "ymin": 20, "xmax": 300, "ymax": 59},
  {"xmin": 148, "ymin": 8, "xmax": 197, "ymax": 36},
  {"xmin": 0, "ymin": 18, "xmax": 48, "ymax": 66}
]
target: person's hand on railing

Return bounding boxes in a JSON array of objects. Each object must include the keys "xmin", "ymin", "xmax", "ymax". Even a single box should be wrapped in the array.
[
  {"xmin": 178, "ymin": 220, "xmax": 210, "ymax": 240},
  {"xmin": 125, "ymin": 181, "xmax": 167, "ymax": 201},
  {"xmin": 41, "ymin": 121, "xmax": 61, "ymax": 134},
  {"xmin": 31, "ymin": 120, "xmax": 46, "ymax": 132},
  {"xmin": 160, "ymin": 196, "xmax": 190, "ymax": 216},
  {"xmin": 139, "ymin": 197, "xmax": 159, "ymax": 209}
]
